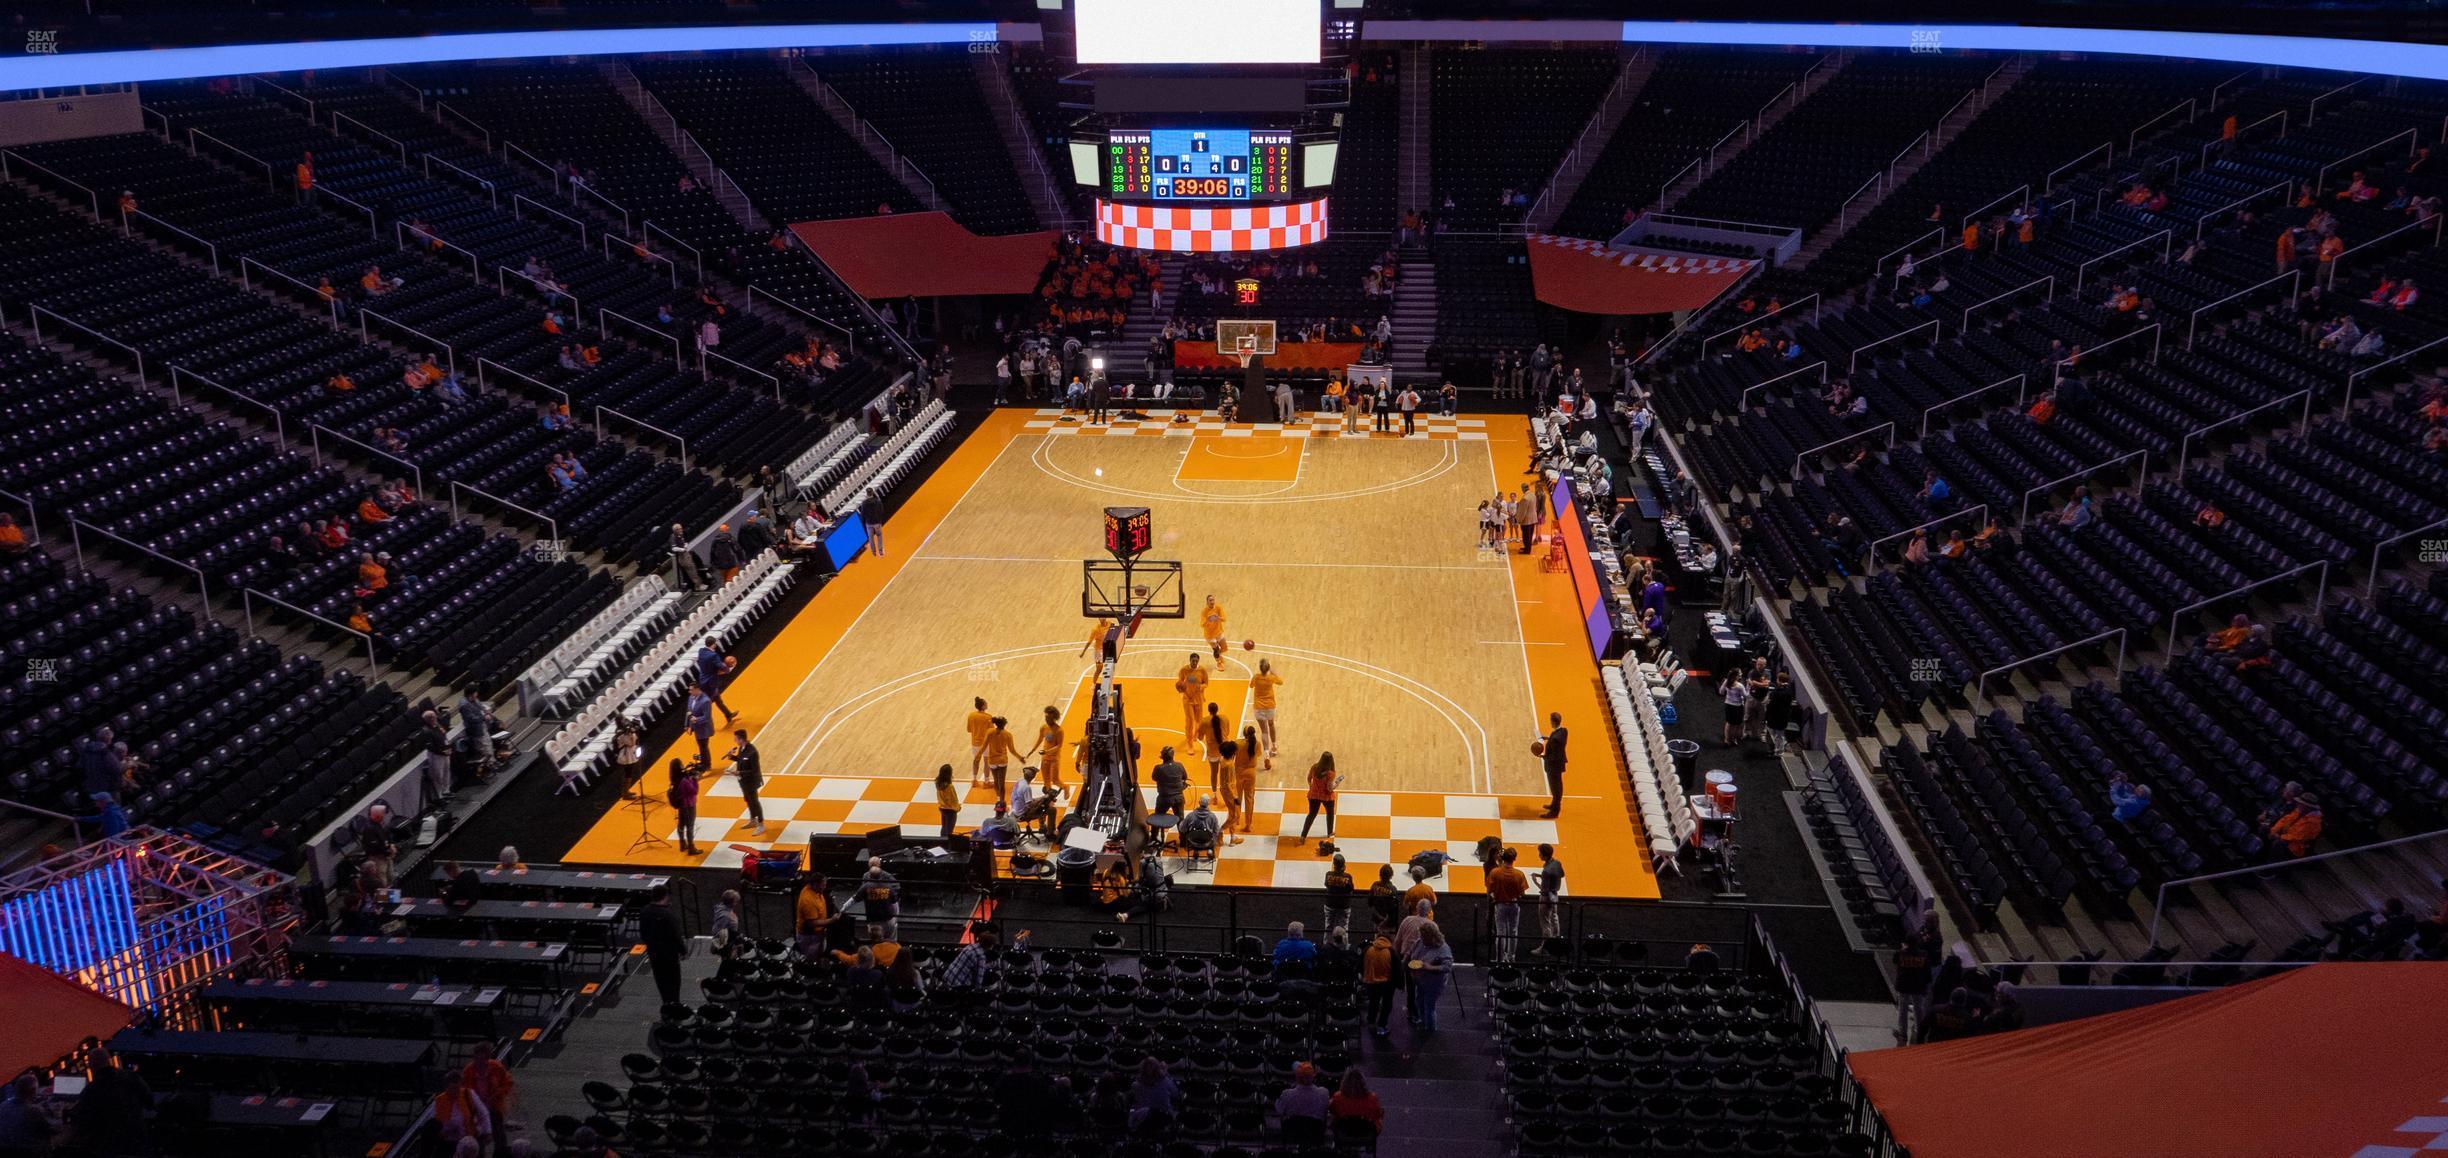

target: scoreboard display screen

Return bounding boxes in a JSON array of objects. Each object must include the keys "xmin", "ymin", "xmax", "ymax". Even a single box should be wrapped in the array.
[{"xmin": 1107, "ymin": 129, "xmax": 1296, "ymax": 202}]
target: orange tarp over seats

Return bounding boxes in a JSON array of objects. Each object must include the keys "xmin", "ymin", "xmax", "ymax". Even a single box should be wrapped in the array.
[
  {"xmin": 0, "ymin": 952, "xmax": 135, "ymax": 1076},
  {"xmin": 1176, "ymin": 341, "xmax": 1364, "ymax": 373},
  {"xmin": 1848, "ymin": 963, "xmax": 2448, "ymax": 1158},
  {"xmin": 787, "ymin": 212, "xmax": 1057, "ymax": 299},
  {"xmin": 1524, "ymin": 235, "xmax": 1755, "ymax": 315}
]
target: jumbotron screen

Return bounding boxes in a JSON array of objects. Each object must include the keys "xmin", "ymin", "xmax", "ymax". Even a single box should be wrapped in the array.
[{"xmin": 1107, "ymin": 129, "xmax": 1297, "ymax": 202}]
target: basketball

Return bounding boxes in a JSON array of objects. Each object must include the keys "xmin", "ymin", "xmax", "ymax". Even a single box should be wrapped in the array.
[
  {"xmin": 1242, "ymin": 639, "xmax": 1256, "ymax": 651},
  {"xmin": 1531, "ymin": 739, "xmax": 1547, "ymax": 758}
]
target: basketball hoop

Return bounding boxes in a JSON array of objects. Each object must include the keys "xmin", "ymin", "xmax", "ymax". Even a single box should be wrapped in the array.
[{"xmin": 1234, "ymin": 335, "xmax": 1259, "ymax": 370}]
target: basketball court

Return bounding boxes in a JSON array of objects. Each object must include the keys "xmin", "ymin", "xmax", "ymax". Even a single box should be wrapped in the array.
[{"xmin": 565, "ymin": 404, "xmax": 1661, "ymax": 899}]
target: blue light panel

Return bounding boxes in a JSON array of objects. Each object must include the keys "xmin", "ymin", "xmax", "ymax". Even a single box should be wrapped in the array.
[{"xmin": 0, "ymin": 23, "xmax": 1002, "ymax": 91}]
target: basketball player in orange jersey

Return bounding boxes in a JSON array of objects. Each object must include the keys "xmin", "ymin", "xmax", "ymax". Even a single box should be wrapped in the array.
[
  {"xmin": 1228, "ymin": 723, "xmax": 1263, "ymax": 843},
  {"xmin": 964, "ymin": 697, "xmax": 994, "ymax": 789},
  {"xmin": 1024, "ymin": 706, "xmax": 1068, "ymax": 795},
  {"xmin": 1175, "ymin": 652, "xmax": 1210, "ymax": 741},
  {"xmin": 1081, "ymin": 616, "xmax": 1113, "ymax": 662},
  {"xmin": 1249, "ymin": 658, "xmax": 1283, "ymax": 761},
  {"xmin": 1199, "ymin": 595, "xmax": 1227, "ymax": 661}
]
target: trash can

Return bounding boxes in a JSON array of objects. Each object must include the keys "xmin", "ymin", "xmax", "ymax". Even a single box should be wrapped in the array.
[
  {"xmin": 1055, "ymin": 846, "xmax": 1098, "ymax": 903},
  {"xmin": 1666, "ymin": 739, "xmax": 1702, "ymax": 794}
]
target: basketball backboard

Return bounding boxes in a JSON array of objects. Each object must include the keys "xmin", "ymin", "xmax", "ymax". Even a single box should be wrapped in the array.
[
  {"xmin": 1083, "ymin": 558, "xmax": 1186, "ymax": 619},
  {"xmin": 1215, "ymin": 318, "xmax": 1278, "ymax": 357}
]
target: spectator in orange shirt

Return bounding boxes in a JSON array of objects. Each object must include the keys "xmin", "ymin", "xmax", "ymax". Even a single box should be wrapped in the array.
[
  {"xmin": 2205, "ymin": 613, "xmax": 2251, "ymax": 653},
  {"xmin": 347, "ymin": 602, "xmax": 372, "ymax": 633},
  {"xmin": 1961, "ymin": 222, "xmax": 1981, "ymax": 252},
  {"xmin": 580, "ymin": 345, "xmax": 602, "ymax": 366},
  {"xmin": 360, "ymin": 265, "xmax": 392, "ymax": 295},
  {"xmin": 2317, "ymin": 234, "xmax": 2346, "ymax": 268},
  {"xmin": 2026, "ymin": 390, "xmax": 2057, "ymax": 426},
  {"xmin": 326, "ymin": 372, "xmax": 355, "ymax": 393},
  {"xmin": 2275, "ymin": 229, "xmax": 2296, "ymax": 272},
  {"xmin": 358, "ymin": 492, "xmax": 392, "ymax": 523},
  {"xmin": 358, "ymin": 552, "xmax": 389, "ymax": 592},
  {"xmin": 0, "ymin": 513, "xmax": 26, "ymax": 555},
  {"xmin": 2194, "ymin": 502, "xmax": 2226, "ymax": 531},
  {"xmin": 316, "ymin": 519, "xmax": 350, "ymax": 552}
]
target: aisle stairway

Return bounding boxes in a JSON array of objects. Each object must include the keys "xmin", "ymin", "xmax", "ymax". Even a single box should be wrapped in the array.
[
  {"xmin": 1655, "ymin": 51, "xmax": 1852, "ymax": 215},
  {"xmin": 1788, "ymin": 55, "xmax": 2038, "ymax": 269},
  {"xmin": 1392, "ymin": 251, "xmax": 1437, "ymax": 381},
  {"xmin": 1366, "ymin": 968, "xmax": 1508, "ymax": 1158}
]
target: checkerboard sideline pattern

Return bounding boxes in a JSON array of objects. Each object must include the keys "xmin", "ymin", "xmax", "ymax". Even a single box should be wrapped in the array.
[
  {"xmin": 1021, "ymin": 409, "xmax": 1489, "ymax": 441},
  {"xmin": 681, "ymin": 775, "xmax": 1570, "ymax": 892}
]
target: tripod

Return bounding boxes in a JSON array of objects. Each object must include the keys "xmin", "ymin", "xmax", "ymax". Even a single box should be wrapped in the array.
[{"xmin": 625, "ymin": 787, "xmax": 671, "ymax": 855}]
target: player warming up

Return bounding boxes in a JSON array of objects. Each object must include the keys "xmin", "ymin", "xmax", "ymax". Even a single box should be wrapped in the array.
[
  {"xmin": 1200, "ymin": 595, "xmax": 1228, "ymax": 661},
  {"xmin": 965, "ymin": 697, "xmax": 995, "ymax": 789},
  {"xmin": 1024, "ymin": 706, "xmax": 1068, "ymax": 796},
  {"xmin": 1250, "ymin": 657, "xmax": 1283, "ymax": 760},
  {"xmin": 1175, "ymin": 652, "xmax": 1211, "ymax": 741},
  {"xmin": 1081, "ymin": 616, "xmax": 1114, "ymax": 661}
]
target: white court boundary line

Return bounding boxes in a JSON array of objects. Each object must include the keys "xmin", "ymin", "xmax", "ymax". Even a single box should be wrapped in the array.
[
  {"xmin": 1032, "ymin": 431, "xmax": 1460, "ymax": 504},
  {"xmin": 1487, "ymin": 442, "xmax": 1550, "ymax": 748},
  {"xmin": 780, "ymin": 635, "xmax": 1494, "ymax": 793}
]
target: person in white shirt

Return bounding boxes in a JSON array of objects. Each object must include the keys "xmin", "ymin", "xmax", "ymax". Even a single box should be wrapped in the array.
[{"xmin": 1009, "ymin": 767, "xmax": 1050, "ymax": 834}]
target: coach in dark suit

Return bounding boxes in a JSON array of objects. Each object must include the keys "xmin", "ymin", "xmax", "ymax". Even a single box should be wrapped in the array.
[
  {"xmin": 1087, "ymin": 376, "xmax": 1111, "ymax": 424},
  {"xmin": 1540, "ymin": 712, "xmax": 1569, "ymax": 818}
]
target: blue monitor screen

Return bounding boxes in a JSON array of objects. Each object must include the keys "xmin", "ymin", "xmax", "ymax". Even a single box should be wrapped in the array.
[{"xmin": 823, "ymin": 512, "xmax": 868, "ymax": 571}]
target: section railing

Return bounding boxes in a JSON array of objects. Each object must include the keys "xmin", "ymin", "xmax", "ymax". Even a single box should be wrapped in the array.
[
  {"xmin": 2017, "ymin": 448, "xmax": 2147, "ymax": 525},
  {"xmin": 595, "ymin": 406, "xmax": 690, "ymax": 472}
]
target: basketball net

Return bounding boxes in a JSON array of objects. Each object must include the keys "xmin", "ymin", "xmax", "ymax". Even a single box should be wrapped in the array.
[{"xmin": 1235, "ymin": 336, "xmax": 1259, "ymax": 371}]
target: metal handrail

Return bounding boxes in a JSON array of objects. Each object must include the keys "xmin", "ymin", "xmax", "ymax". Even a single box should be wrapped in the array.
[
  {"xmin": 124, "ymin": 208, "xmax": 221, "ymax": 275},
  {"xmin": 2053, "ymin": 322, "xmax": 2162, "ymax": 385},
  {"xmin": 1958, "ymin": 184, "xmax": 2030, "ymax": 231},
  {"xmin": 643, "ymin": 221, "xmax": 703, "ymax": 285},
  {"xmin": 574, "ymin": 179, "xmax": 632, "ymax": 232},
  {"xmin": 512, "ymin": 193, "xmax": 589, "ymax": 244},
  {"xmin": 2044, "ymin": 141, "xmax": 2112, "ymax": 195},
  {"xmin": 435, "ymin": 102, "xmax": 491, "ymax": 150},
  {"xmin": 2074, "ymin": 228, "xmax": 2171, "ymax": 291},
  {"xmin": 2191, "ymin": 179, "xmax": 2292, "ymax": 245},
  {"xmin": 1846, "ymin": 318, "xmax": 1939, "ymax": 375},
  {"xmin": 310, "ymin": 424, "xmax": 424, "ymax": 500},
  {"xmin": 242, "ymin": 586, "xmax": 378, "ymax": 676},
  {"xmin": 73, "ymin": 517, "xmax": 212, "ymax": 617},
  {"xmin": 2321, "ymin": 210, "xmax": 2446, "ymax": 291},
  {"xmin": 1975, "ymin": 628, "xmax": 2128, "ymax": 702},
  {"xmin": 420, "ymin": 153, "xmax": 497, "ymax": 209},
  {"xmin": 1793, "ymin": 422, "xmax": 1896, "ymax": 476},
  {"xmin": 1873, "ymin": 227, "xmax": 1944, "ymax": 282},
  {"xmin": 169, "ymin": 366, "xmax": 285, "ymax": 448},
  {"xmin": 394, "ymin": 220, "xmax": 481, "ymax": 281},
  {"xmin": 330, "ymin": 110, "xmax": 408, "ymax": 164},
  {"xmin": 1888, "ymin": 130, "xmax": 1929, "ymax": 180},
  {"xmin": 374, "ymin": 67, "xmax": 425, "ymax": 111},
  {"xmin": 747, "ymin": 285, "xmax": 854, "ymax": 346},
  {"xmin": 2304, "ymin": 74, "xmax": 2373, "ymax": 126},
  {"xmin": 1918, "ymin": 373, "xmax": 2027, "ymax": 438},
  {"xmin": 702, "ymin": 347, "xmax": 782, "ymax": 403},
  {"xmin": 0, "ymin": 485, "xmax": 41, "ymax": 546},
  {"xmin": 1656, "ymin": 154, "xmax": 1706, "ymax": 210},
  {"xmin": 447, "ymin": 479, "xmax": 560, "ymax": 549},
  {"xmin": 2367, "ymin": 515, "xmax": 2448, "ymax": 595},
  {"xmin": 142, "ymin": 105, "xmax": 170, "ymax": 137},
  {"xmin": 248, "ymin": 74, "xmax": 315, "ymax": 121},
  {"xmin": 2201, "ymin": 108, "xmax": 2288, "ymax": 172},
  {"xmin": 496, "ymin": 265, "xmax": 578, "ymax": 323},
  {"xmin": 2144, "ymin": 827, "xmax": 2448, "ymax": 949},
  {"xmin": 2207, "ymin": 69, "xmax": 2255, "ymax": 109},
  {"xmin": 313, "ymin": 185, "xmax": 379, "ymax": 237},
  {"xmin": 2171, "ymin": 388, "xmax": 2314, "ymax": 479},
  {"xmin": 2343, "ymin": 333, "xmax": 2448, "ymax": 412},
  {"xmin": 1754, "ymin": 80, "xmax": 1798, "ymax": 133},
  {"xmin": 2126, "ymin": 98, "xmax": 2197, "ymax": 152},
  {"xmin": 476, "ymin": 356, "xmax": 569, "ymax": 405},
  {"xmin": 2314, "ymin": 126, "xmax": 2417, "ymax": 197},
  {"xmin": 1958, "ymin": 275, "xmax": 2055, "ymax": 332},
  {"xmin": 2166, "ymin": 559, "xmax": 2331, "ymax": 641},
  {"xmin": 502, "ymin": 140, "xmax": 560, "ymax": 193},
  {"xmin": 2185, "ymin": 269, "xmax": 2300, "ymax": 348},
  {"xmin": 603, "ymin": 232, "xmax": 678, "ymax": 287},
  {"xmin": 595, "ymin": 406, "xmax": 690, "ymax": 472},
  {"xmin": 186, "ymin": 128, "xmax": 276, "ymax": 190},
  {"xmin": 1836, "ymin": 172, "xmax": 1884, "ymax": 232},
  {"xmin": 238, "ymin": 255, "xmax": 341, "ymax": 329},
  {"xmin": 1869, "ymin": 504, "xmax": 1990, "ymax": 559},
  {"xmin": 1700, "ymin": 293, "xmax": 1820, "ymax": 356},
  {"xmin": 357, "ymin": 309, "xmax": 456, "ymax": 377},
  {"xmin": 0, "ymin": 148, "xmax": 102, "ymax": 217},
  {"xmin": 2018, "ymin": 448, "xmax": 2147, "ymax": 525},
  {"xmin": 1735, "ymin": 360, "xmax": 1829, "ymax": 412},
  {"xmin": 30, "ymin": 305, "xmax": 147, "ymax": 389},
  {"xmin": 600, "ymin": 307, "xmax": 683, "ymax": 370}
]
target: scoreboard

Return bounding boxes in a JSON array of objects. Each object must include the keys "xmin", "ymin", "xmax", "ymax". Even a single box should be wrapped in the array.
[{"xmin": 1107, "ymin": 129, "xmax": 1296, "ymax": 202}]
